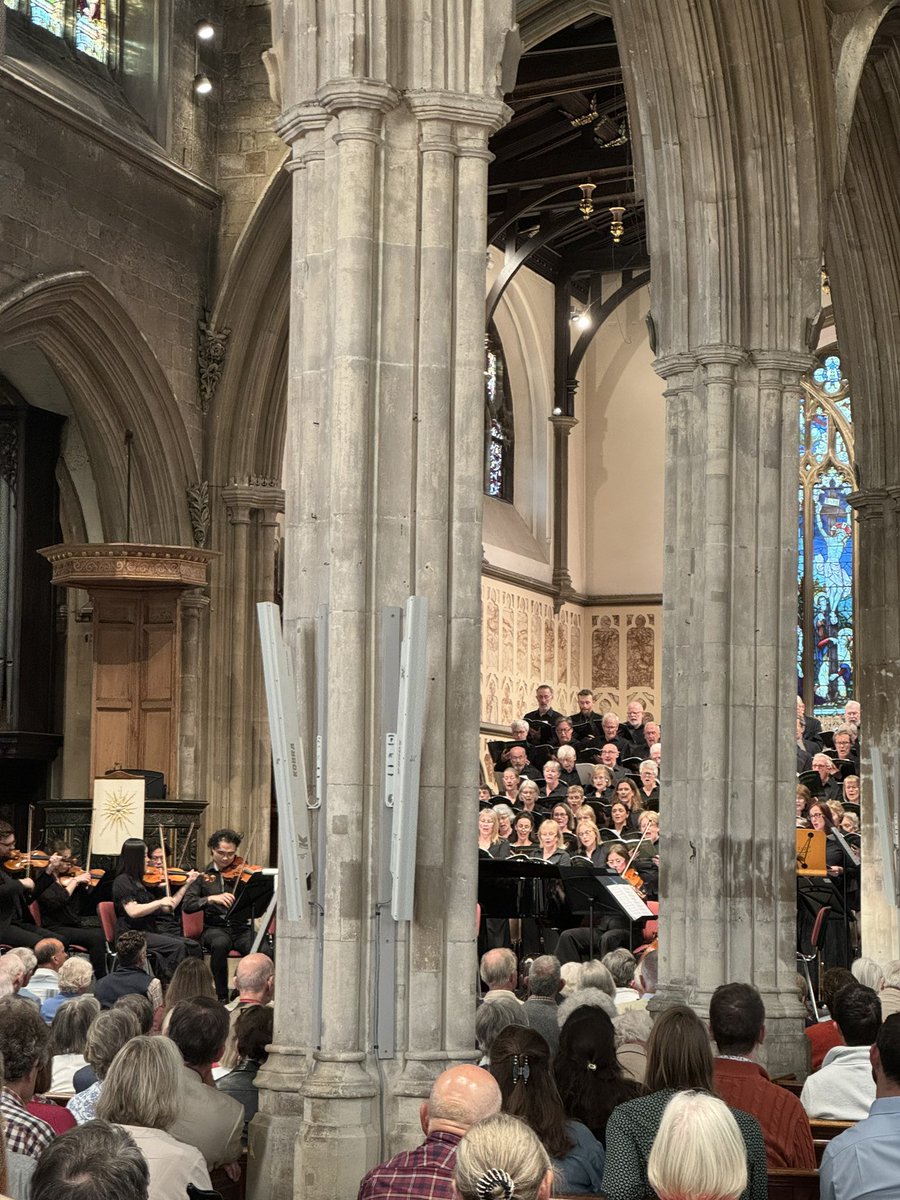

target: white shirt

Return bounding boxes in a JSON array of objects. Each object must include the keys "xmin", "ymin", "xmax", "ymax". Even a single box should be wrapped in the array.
[
  {"xmin": 481, "ymin": 989, "xmax": 523, "ymax": 1005},
  {"xmin": 614, "ymin": 986, "xmax": 641, "ymax": 1011},
  {"xmin": 50, "ymin": 1053, "xmax": 88, "ymax": 1095},
  {"xmin": 118, "ymin": 1124, "xmax": 211, "ymax": 1200},
  {"xmin": 27, "ymin": 968, "xmax": 59, "ymax": 1003},
  {"xmin": 800, "ymin": 1044, "xmax": 876, "ymax": 1120}
]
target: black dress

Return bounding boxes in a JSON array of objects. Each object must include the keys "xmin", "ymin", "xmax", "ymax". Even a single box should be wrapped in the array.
[{"xmin": 111, "ymin": 873, "xmax": 189, "ymax": 979}]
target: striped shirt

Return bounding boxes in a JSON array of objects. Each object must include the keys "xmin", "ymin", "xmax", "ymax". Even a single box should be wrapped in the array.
[
  {"xmin": 0, "ymin": 1088, "xmax": 55, "ymax": 1159},
  {"xmin": 358, "ymin": 1129, "xmax": 461, "ymax": 1200}
]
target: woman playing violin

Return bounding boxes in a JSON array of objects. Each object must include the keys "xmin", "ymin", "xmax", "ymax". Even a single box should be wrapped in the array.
[
  {"xmin": 112, "ymin": 839, "xmax": 199, "ymax": 980},
  {"xmin": 182, "ymin": 828, "xmax": 273, "ymax": 1002},
  {"xmin": 34, "ymin": 841, "xmax": 109, "ymax": 978}
]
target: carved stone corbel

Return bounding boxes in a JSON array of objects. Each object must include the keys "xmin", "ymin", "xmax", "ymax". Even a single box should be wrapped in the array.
[{"xmin": 198, "ymin": 311, "xmax": 231, "ymax": 415}]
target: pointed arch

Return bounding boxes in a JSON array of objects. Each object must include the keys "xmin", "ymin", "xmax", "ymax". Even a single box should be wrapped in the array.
[{"xmin": 0, "ymin": 272, "xmax": 196, "ymax": 545}]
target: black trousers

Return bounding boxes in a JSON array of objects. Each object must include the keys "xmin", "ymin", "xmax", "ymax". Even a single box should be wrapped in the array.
[
  {"xmin": 0, "ymin": 923, "xmax": 42, "ymax": 950},
  {"xmin": 143, "ymin": 932, "xmax": 191, "ymax": 981},
  {"xmin": 201, "ymin": 925, "xmax": 257, "ymax": 999},
  {"xmin": 555, "ymin": 916, "xmax": 631, "ymax": 964},
  {"xmin": 45, "ymin": 925, "xmax": 108, "ymax": 979}
]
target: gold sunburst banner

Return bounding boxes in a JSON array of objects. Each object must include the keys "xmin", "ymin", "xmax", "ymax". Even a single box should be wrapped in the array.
[{"xmin": 91, "ymin": 778, "xmax": 146, "ymax": 855}]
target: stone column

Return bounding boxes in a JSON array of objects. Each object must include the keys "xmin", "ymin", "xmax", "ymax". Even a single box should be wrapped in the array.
[
  {"xmin": 550, "ymin": 412, "xmax": 578, "ymax": 607},
  {"xmin": 223, "ymin": 490, "xmax": 253, "ymax": 832},
  {"xmin": 654, "ymin": 349, "xmax": 809, "ymax": 1075},
  {"xmin": 178, "ymin": 589, "xmax": 209, "ymax": 802},
  {"xmin": 848, "ymin": 487, "xmax": 900, "ymax": 961}
]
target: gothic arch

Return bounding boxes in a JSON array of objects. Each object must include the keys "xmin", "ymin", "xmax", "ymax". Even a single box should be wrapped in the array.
[
  {"xmin": 0, "ymin": 271, "xmax": 195, "ymax": 545},
  {"xmin": 517, "ymin": 1, "xmax": 612, "ymax": 51}
]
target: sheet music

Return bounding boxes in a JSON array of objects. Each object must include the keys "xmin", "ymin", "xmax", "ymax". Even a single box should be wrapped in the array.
[{"xmin": 604, "ymin": 878, "xmax": 653, "ymax": 920}]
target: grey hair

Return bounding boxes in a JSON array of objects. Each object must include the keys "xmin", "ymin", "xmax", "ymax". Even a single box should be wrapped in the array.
[
  {"xmin": 556, "ymin": 746, "xmax": 576, "ymax": 764},
  {"xmin": 603, "ymin": 948, "xmax": 638, "ymax": 988},
  {"xmin": 613, "ymin": 1008, "xmax": 653, "ymax": 1047},
  {"xmin": 637, "ymin": 950, "xmax": 658, "ymax": 994},
  {"xmin": 480, "ymin": 948, "xmax": 517, "ymax": 988},
  {"xmin": 559, "ymin": 962, "xmax": 583, "ymax": 996},
  {"xmin": 639, "ymin": 760, "xmax": 658, "ymax": 777},
  {"xmin": 48, "ymin": 995, "xmax": 100, "ymax": 1056},
  {"xmin": 234, "ymin": 954, "xmax": 275, "ymax": 994},
  {"xmin": 558, "ymin": 987, "xmax": 616, "ymax": 1027},
  {"xmin": 475, "ymin": 999, "xmax": 529, "ymax": 1054},
  {"xmin": 511, "ymin": 720, "xmax": 529, "ymax": 737},
  {"xmin": 455, "ymin": 1112, "xmax": 551, "ymax": 1200},
  {"xmin": 528, "ymin": 956, "xmax": 561, "ymax": 999},
  {"xmin": 6, "ymin": 946, "xmax": 37, "ymax": 975},
  {"xmin": 58, "ymin": 956, "xmax": 94, "ymax": 994},
  {"xmin": 84, "ymin": 1008, "xmax": 141, "ymax": 1080},
  {"xmin": 580, "ymin": 960, "xmax": 615, "ymax": 996},
  {"xmin": 493, "ymin": 804, "xmax": 516, "ymax": 822},
  {"xmin": 881, "ymin": 960, "xmax": 900, "ymax": 990},
  {"xmin": 31, "ymin": 1119, "xmax": 149, "ymax": 1200},
  {"xmin": 96, "ymin": 1035, "xmax": 183, "ymax": 1129},
  {"xmin": 852, "ymin": 957, "xmax": 884, "ymax": 991},
  {"xmin": 648, "ymin": 1091, "xmax": 747, "ymax": 1200}
]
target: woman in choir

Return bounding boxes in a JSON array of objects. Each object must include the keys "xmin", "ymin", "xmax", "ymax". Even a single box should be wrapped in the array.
[
  {"xmin": 498, "ymin": 769, "xmax": 522, "ymax": 804},
  {"xmin": 796, "ymin": 784, "xmax": 812, "ymax": 827},
  {"xmin": 574, "ymin": 821, "xmax": 605, "ymax": 867},
  {"xmin": 493, "ymin": 804, "xmax": 516, "ymax": 843},
  {"xmin": 536, "ymin": 820, "xmax": 572, "ymax": 867},
  {"xmin": 518, "ymin": 779, "xmax": 542, "ymax": 814},
  {"xmin": 808, "ymin": 800, "xmax": 859, "ymax": 966},
  {"xmin": 842, "ymin": 774, "xmax": 861, "ymax": 809},
  {"xmin": 637, "ymin": 761, "xmax": 659, "ymax": 810},
  {"xmin": 566, "ymin": 785, "xmax": 586, "ymax": 811},
  {"xmin": 608, "ymin": 801, "xmax": 637, "ymax": 840},
  {"xmin": 614, "ymin": 778, "xmax": 644, "ymax": 818},
  {"xmin": 511, "ymin": 812, "xmax": 537, "ymax": 852},
  {"xmin": 586, "ymin": 765, "xmax": 614, "ymax": 802},
  {"xmin": 478, "ymin": 810, "xmax": 510, "ymax": 859},
  {"xmin": 636, "ymin": 812, "xmax": 660, "ymax": 867},
  {"xmin": 551, "ymin": 803, "xmax": 579, "ymax": 854},
  {"xmin": 840, "ymin": 810, "xmax": 860, "ymax": 838}
]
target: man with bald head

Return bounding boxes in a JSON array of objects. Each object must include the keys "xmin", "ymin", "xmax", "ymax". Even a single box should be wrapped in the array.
[{"xmin": 357, "ymin": 1064, "xmax": 501, "ymax": 1198}]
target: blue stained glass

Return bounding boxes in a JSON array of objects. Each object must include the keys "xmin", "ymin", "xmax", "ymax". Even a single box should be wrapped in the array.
[
  {"xmin": 797, "ymin": 486, "xmax": 805, "ymax": 582},
  {"xmin": 488, "ymin": 419, "xmax": 503, "ymax": 497},
  {"xmin": 836, "ymin": 396, "xmax": 852, "ymax": 423},
  {"xmin": 29, "ymin": 0, "xmax": 64, "ymax": 35},
  {"xmin": 835, "ymin": 430, "xmax": 849, "ymax": 466},
  {"xmin": 810, "ymin": 467, "xmax": 854, "ymax": 713},
  {"xmin": 799, "ymin": 404, "xmax": 805, "ymax": 456},
  {"xmin": 75, "ymin": 0, "xmax": 106, "ymax": 60},
  {"xmin": 810, "ymin": 408, "xmax": 828, "ymax": 462},
  {"xmin": 813, "ymin": 354, "xmax": 846, "ymax": 396}
]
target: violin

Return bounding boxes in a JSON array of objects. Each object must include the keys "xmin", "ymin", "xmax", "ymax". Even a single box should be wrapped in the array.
[
  {"xmin": 621, "ymin": 865, "xmax": 648, "ymax": 899},
  {"xmin": 3, "ymin": 850, "xmax": 51, "ymax": 874},
  {"xmin": 142, "ymin": 866, "xmax": 191, "ymax": 888},
  {"xmin": 219, "ymin": 856, "xmax": 263, "ymax": 885},
  {"xmin": 65, "ymin": 859, "xmax": 105, "ymax": 888}
]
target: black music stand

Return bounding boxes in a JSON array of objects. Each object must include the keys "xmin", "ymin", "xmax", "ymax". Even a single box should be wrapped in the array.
[{"xmin": 560, "ymin": 861, "xmax": 618, "ymax": 955}]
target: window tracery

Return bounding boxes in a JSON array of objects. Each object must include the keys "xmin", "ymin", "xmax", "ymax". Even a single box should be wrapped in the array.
[
  {"xmin": 5, "ymin": 0, "xmax": 110, "ymax": 65},
  {"xmin": 484, "ymin": 326, "xmax": 514, "ymax": 502}
]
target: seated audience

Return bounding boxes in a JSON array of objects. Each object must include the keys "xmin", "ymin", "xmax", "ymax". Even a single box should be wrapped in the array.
[
  {"xmin": 0, "ymin": 954, "xmax": 28, "ymax": 1000},
  {"xmin": 709, "ymin": 982, "xmax": 816, "ymax": 1168},
  {"xmin": 806, "ymin": 966, "xmax": 855, "ymax": 1070},
  {"xmin": 34, "ymin": 844, "xmax": 109, "ymax": 979},
  {"xmin": 6, "ymin": 948, "xmax": 41, "ymax": 1006},
  {"xmin": 801, "ymin": 984, "xmax": 881, "ymax": 1119},
  {"xmin": 553, "ymin": 1004, "xmax": 639, "ymax": 1145},
  {"xmin": 820, "ymin": 1012, "xmax": 900, "ymax": 1200},
  {"xmin": 216, "ymin": 1004, "xmax": 274, "ymax": 1139},
  {"xmin": 95, "ymin": 1035, "xmax": 212, "ymax": 1199},
  {"xmin": 67, "ymin": 1007, "xmax": 140, "ymax": 1124},
  {"xmin": 28, "ymin": 939, "xmax": 66, "ymax": 1004},
  {"xmin": 0, "ymin": 996, "xmax": 55, "ymax": 1159},
  {"xmin": 879, "ymin": 958, "xmax": 900, "ymax": 1020},
  {"xmin": 629, "ymin": 949, "xmax": 658, "ymax": 1010},
  {"xmin": 603, "ymin": 949, "xmax": 640, "ymax": 1010},
  {"xmin": 219, "ymin": 952, "xmax": 275, "ymax": 1070},
  {"xmin": 27, "ymin": 1056, "xmax": 76, "ymax": 1133},
  {"xmin": 613, "ymin": 1008, "xmax": 653, "ymax": 1083},
  {"xmin": 647, "ymin": 1090, "xmax": 748, "ymax": 1200},
  {"xmin": 480, "ymin": 948, "xmax": 521, "ymax": 1004},
  {"xmin": 47, "ymin": 994, "xmax": 100, "ymax": 1094},
  {"xmin": 557, "ymin": 960, "xmax": 617, "ymax": 1026},
  {"xmin": 851, "ymin": 956, "xmax": 884, "ymax": 993},
  {"xmin": 158, "ymin": 956, "xmax": 217, "ymax": 1033},
  {"xmin": 559, "ymin": 962, "xmax": 583, "ymax": 998},
  {"xmin": 523, "ymin": 957, "xmax": 562, "ymax": 1054},
  {"xmin": 166, "ymin": 996, "xmax": 244, "ymax": 1171},
  {"xmin": 474, "ymin": 998, "xmax": 529, "ymax": 1066},
  {"xmin": 30, "ymin": 1119, "xmax": 150, "ymax": 1200},
  {"xmin": 357, "ymin": 1065, "xmax": 501, "ymax": 1199},
  {"xmin": 454, "ymin": 1112, "xmax": 552, "ymax": 1200},
  {"xmin": 489, "ymin": 1026, "xmax": 605, "ymax": 1195},
  {"xmin": 40, "ymin": 956, "xmax": 93, "ymax": 1025},
  {"xmin": 95, "ymin": 932, "xmax": 163, "ymax": 1013},
  {"xmin": 602, "ymin": 1005, "xmax": 766, "ymax": 1200},
  {"xmin": 113, "ymin": 992, "xmax": 154, "ymax": 1035}
]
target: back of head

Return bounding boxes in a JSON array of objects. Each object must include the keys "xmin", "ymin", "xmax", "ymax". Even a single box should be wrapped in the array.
[
  {"xmin": 881, "ymin": 959, "xmax": 900, "ymax": 990},
  {"xmin": 58, "ymin": 956, "xmax": 94, "ymax": 995},
  {"xmin": 115, "ymin": 930, "xmax": 147, "ymax": 971},
  {"xmin": 488, "ymin": 1027, "xmax": 571, "ymax": 1158},
  {"xmin": 31, "ymin": 1119, "xmax": 149, "ymax": 1200},
  {"xmin": 645, "ymin": 1005, "xmax": 714, "ymax": 1094},
  {"xmin": 638, "ymin": 950, "xmax": 659, "ymax": 995},
  {"xmin": 96, "ymin": 1035, "xmax": 182, "ymax": 1129},
  {"xmin": 833, "ymin": 984, "xmax": 882, "ymax": 1046},
  {"xmin": 580, "ymin": 960, "xmax": 615, "ymax": 996},
  {"xmin": 528, "ymin": 956, "xmax": 561, "ymax": 999},
  {"xmin": 603, "ymin": 948, "xmax": 638, "ymax": 989},
  {"xmin": 235, "ymin": 1004, "xmax": 274, "ymax": 1063},
  {"xmin": 875, "ymin": 1013, "xmax": 900, "ymax": 1086},
  {"xmin": 852, "ymin": 957, "xmax": 885, "ymax": 992},
  {"xmin": 559, "ymin": 962, "xmax": 583, "ymax": 996},
  {"xmin": 481, "ymin": 948, "xmax": 517, "ymax": 989},
  {"xmin": 821, "ymin": 967, "xmax": 856, "ymax": 1012},
  {"xmin": 475, "ymin": 997, "xmax": 529, "ymax": 1056},
  {"xmin": 163, "ymin": 957, "xmax": 217, "ymax": 1012},
  {"xmin": 647, "ymin": 1090, "xmax": 747, "ymax": 1200},
  {"xmin": 709, "ymin": 983, "xmax": 765, "ymax": 1055},
  {"xmin": 116, "ymin": 839, "xmax": 147, "ymax": 881},
  {"xmin": 455, "ymin": 1112, "xmax": 550, "ymax": 1200},
  {"xmin": 35, "ymin": 939, "xmax": 64, "ymax": 968},
  {"xmin": 7, "ymin": 946, "xmax": 37, "ymax": 976},
  {"xmin": 48, "ymin": 994, "xmax": 100, "ymax": 1056},
  {"xmin": 167, "ymin": 994, "xmax": 229, "ymax": 1067},
  {"xmin": 113, "ymin": 993, "xmax": 153, "ymax": 1034},
  {"xmin": 84, "ymin": 1008, "xmax": 141, "ymax": 1081},
  {"xmin": 0, "ymin": 994, "xmax": 48, "ymax": 1082},
  {"xmin": 427, "ymin": 1065, "xmax": 502, "ymax": 1131},
  {"xmin": 234, "ymin": 952, "xmax": 275, "ymax": 995}
]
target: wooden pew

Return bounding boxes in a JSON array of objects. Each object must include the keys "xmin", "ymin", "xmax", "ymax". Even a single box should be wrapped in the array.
[{"xmin": 767, "ymin": 1168, "xmax": 819, "ymax": 1199}]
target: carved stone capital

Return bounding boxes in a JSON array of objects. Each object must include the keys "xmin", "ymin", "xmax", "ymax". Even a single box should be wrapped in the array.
[
  {"xmin": 750, "ymin": 349, "xmax": 814, "ymax": 377},
  {"xmin": 276, "ymin": 103, "xmax": 329, "ymax": 148},
  {"xmin": 847, "ymin": 488, "xmax": 889, "ymax": 522},
  {"xmin": 549, "ymin": 413, "xmax": 579, "ymax": 434},
  {"xmin": 301, "ymin": 1051, "xmax": 376, "ymax": 1100},
  {"xmin": 653, "ymin": 352, "xmax": 698, "ymax": 381},
  {"xmin": 198, "ymin": 311, "xmax": 231, "ymax": 416},
  {"xmin": 186, "ymin": 480, "xmax": 210, "ymax": 548},
  {"xmin": 317, "ymin": 78, "xmax": 399, "ymax": 121}
]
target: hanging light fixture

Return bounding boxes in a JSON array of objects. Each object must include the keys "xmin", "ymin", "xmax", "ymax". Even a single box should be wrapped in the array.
[
  {"xmin": 578, "ymin": 182, "xmax": 596, "ymax": 220},
  {"xmin": 609, "ymin": 206, "xmax": 625, "ymax": 244},
  {"xmin": 193, "ymin": 72, "xmax": 213, "ymax": 95}
]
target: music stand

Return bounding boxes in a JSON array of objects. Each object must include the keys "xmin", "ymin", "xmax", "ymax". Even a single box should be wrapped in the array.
[
  {"xmin": 560, "ymin": 862, "xmax": 617, "ymax": 955},
  {"xmin": 796, "ymin": 829, "xmax": 826, "ymax": 875}
]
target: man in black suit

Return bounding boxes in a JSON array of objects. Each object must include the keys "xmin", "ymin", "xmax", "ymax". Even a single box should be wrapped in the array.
[
  {"xmin": 621, "ymin": 700, "xmax": 649, "ymax": 752},
  {"xmin": 523, "ymin": 684, "xmax": 564, "ymax": 744},
  {"xmin": 797, "ymin": 696, "xmax": 823, "ymax": 748},
  {"xmin": 599, "ymin": 712, "xmax": 631, "ymax": 759},
  {"xmin": 569, "ymin": 689, "xmax": 603, "ymax": 739},
  {"xmin": 507, "ymin": 745, "xmax": 541, "ymax": 782},
  {"xmin": 0, "ymin": 821, "xmax": 52, "ymax": 950}
]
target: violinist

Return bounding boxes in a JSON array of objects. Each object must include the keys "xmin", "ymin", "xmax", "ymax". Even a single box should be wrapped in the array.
[
  {"xmin": 0, "ymin": 820, "xmax": 52, "ymax": 950},
  {"xmin": 554, "ymin": 839, "xmax": 633, "ymax": 966},
  {"xmin": 112, "ymin": 838, "xmax": 196, "ymax": 979},
  {"xmin": 144, "ymin": 843, "xmax": 200, "ymax": 943},
  {"xmin": 183, "ymin": 829, "xmax": 273, "ymax": 1002},
  {"xmin": 34, "ymin": 841, "xmax": 109, "ymax": 978}
]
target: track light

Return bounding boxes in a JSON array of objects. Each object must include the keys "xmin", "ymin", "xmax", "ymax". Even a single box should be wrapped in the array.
[
  {"xmin": 193, "ymin": 72, "xmax": 212, "ymax": 95},
  {"xmin": 195, "ymin": 18, "xmax": 214, "ymax": 40}
]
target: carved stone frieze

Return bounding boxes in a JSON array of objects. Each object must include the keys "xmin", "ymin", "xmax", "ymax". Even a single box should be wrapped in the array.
[{"xmin": 38, "ymin": 543, "xmax": 220, "ymax": 590}]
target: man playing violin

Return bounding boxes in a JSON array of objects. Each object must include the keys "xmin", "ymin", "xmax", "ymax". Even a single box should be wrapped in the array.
[
  {"xmin": 183, "ymin": 829, "xmax": 273, "ymax": 1001},
  {"xmin": 34, "ymin": 841, "xmax": 109, "ymax": 978},
  {"xmin": 0, "ymin": 820, "xmax": 47, "ymax": 950},
  {"xmin": 143, "ymin": 842, "xmax": 201, "ymax": 943}
]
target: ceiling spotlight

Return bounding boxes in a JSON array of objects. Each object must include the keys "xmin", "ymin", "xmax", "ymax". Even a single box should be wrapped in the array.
[
  {"xmin": 552, "ymin": 406, "xmax": 562, "ymax": 416},
  {"xmin": 193, "ymin": 72, "xmax": 213, "ymax": 96},
  {"xmin": 195, "ymin": 18, "xmax": 215, "ymax": 40},
  {"xmin": 576, "ymin": 311, "xmax": 591, "ymax": 331}
]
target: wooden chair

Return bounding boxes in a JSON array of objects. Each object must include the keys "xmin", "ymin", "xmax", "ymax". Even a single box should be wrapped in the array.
[
  {"xmin": 96, "ymin": 900, "xmax": 118, "ymax": 971},
  {"xmin": 767, "ymin": 1168, "xmax": 819, "ymax": 1199}
]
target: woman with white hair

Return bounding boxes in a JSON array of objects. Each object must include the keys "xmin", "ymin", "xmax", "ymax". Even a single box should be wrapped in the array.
[
  {"xmin": 96, "ymin": 1035, "xmax": 212, "ymax": 1200},
  {"xmin": 647, "ymin": 1090, "xmax": 748, "ymax": 1200},
  {"xmin": 454, "ymin": 1112, "xmax": 553, "ymax": 1200},
  {"xmin": 39, "ymin": 955, "xmax": 93, "ymax": 1025}
]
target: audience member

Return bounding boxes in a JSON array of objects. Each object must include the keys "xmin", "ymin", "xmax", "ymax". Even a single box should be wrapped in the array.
[
  {"xmin": 489, "ymin": 1026, "xmax": 605, "ymax": 1195},
  {"xmin": 647, "ymin": 1090, "xmax": 748, "ymax": 1200},
  {"xmin": 46, "ymin": 994, "xmax": 100, "ymax": 1093},
  {"xmin": 709, "ymin": 982, "xmax": 816, "ymax": 1168},
  {"xmin": 95, "ymin": 932, "xmax": 163, "ymax": 1012},
  {"xmin": 216, "ymin": 1004, "xmax": 274, "ymax": 1139},
  {"xmin": 67, "ymin": 1007, "xmax": 140, "ymax": 1124},
  {"xmin": 479, "ymin": 949, "xmax": 521, "ymax": 1004},
  {"xmin": 820, "ymin": 1013, "xmax": 900, "ymax": 1200},
  {"xmin": 0, "ymin": 954, "xmax": 27, "ymax": 1000},
  {"xmin": 602, "ymin": 1005, "xmax": 766, "ymax": 1200},
  {"xmin": 878, "ymin": 959, "xmax": 900, "ymax": 1020},
  {"xmin": 40, "ymin": 956, "xmax": 93, "ymax": 1025},
  {"xmin": 95, "ymin": 1035, "xmax": 212, "ymax": 1199},
  {"xmin": 553, "ymin": 1004, "xmax": 639, "ymax": 1144},
  {"xmin": 602, "ymin": 949, "xmax": 640, "ymax": 1009},
  {"xmin": 6, "ymin": 948, "xmax": 41, "ymax": 1006},
  {"xmin": 524, "ymin": 956, "xmax": 562, "ymax": 1054},
  {"xmin": 806, "ymin": 966, "xmax": 855, "ymax": 1070},
  {"xmin": 357, "ymin": 1065, "xmax": 501, "ymax": 1199},
  {"xmin": 28, "ymin": 939, "xmax": 67, "ymax": 1004},
  {"xmin": 557, "ymin": 959, "xmax": 617, "ymax": 1026},
  {"xmin": 801, "ymin": 984, "xmax": 881, "ymax": 1119},
  {"xmin": 613, "ymin": 1008, "xmax": 653, "ymax": 1083},
  {"xmin": 0, "ymin": 996, "xmax": 55, "ymax": 1159},
  {"xmin": 454, "ymin": 1112, "xmax": 552, "ymax": 1200},
  {"xmin": 113, "ymin": 992, "xmax": 154, "ymax": 1035},
  {"xmin": 219, "ymin": 951, "xmax": 275, "ymax": 1069},
  {"xmin": 30, "ymin": 1119, "xmax": 149, "ymax": 1200},
  {"xmin": 559, "ymin": 962, "xmax": 583, "ymax": 997},
  {"xmin": 27, "ymin": 1055, "xmax": 77, "ymax": 1133},
  {"xmin": 474, "ymin": 997, "xmax": 529, "ymax": 1065},
  {"xmin": 629, "ymin": 950, "xmax": 658, "ymax": 1010},
  {"xmin": 166, "ymin": 995, "xmax": 244, "ymax": 1171},
  {"xmin": 158, "ymin": 956, "xmax": 216, "ymax": 1033}
]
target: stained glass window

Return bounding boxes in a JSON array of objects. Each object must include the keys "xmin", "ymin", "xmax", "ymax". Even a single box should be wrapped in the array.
[
  {"xmin": 484, "ymin": 326, "xmax": 514, "ymax": 502},
  {"xmin": 29, "ymin": 0, "xmax": 64, "ymax": 35},
  {"xmin": 74, "ymin": 0, "xmax": 106, "ymax": 60},
  {"xmin": 798, "ymin": 350, "xmax": 855, "ymax": 721},
  {"xmin": 9, "ymin": 1, "xmax": 112, "ymax": 63}
]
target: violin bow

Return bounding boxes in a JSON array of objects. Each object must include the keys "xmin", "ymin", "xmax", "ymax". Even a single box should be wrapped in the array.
[
  {"xmin": 25, "ymin": 805, "xmax": 34, "ymax": 876},
  {"xmin": 176, "ymin": 822, "xmax": 196, "ymax": 871},
  {"xmin": 158, "ymin": 824, "xmax": 172, "ymax": 900},
  {"xmin": 624, "ymin": 828, "xmax": 649, "ymax": 874}
]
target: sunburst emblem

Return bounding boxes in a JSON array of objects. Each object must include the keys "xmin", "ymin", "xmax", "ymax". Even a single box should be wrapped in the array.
[{"xmin": 97, "ymin": 785, "xmax": 140, "ymax": 838}]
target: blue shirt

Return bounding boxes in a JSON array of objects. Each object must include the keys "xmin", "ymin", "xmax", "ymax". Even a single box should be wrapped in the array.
[{"xmin": 820, "ymin": 1096, "xmax": 900, "ymax": 1200}]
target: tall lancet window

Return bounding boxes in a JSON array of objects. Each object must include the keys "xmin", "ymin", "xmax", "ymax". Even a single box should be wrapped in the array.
[
  {"xmin": 5, "ymin": 0, "xmax": 110, "ymax": 64},
  {"xmin": 798, "ymin": 351, "xmax": 855, "ymax": 721},
  {"xmin": 484, "ymin": 325, "xmax": 514, "ymax": 502}
]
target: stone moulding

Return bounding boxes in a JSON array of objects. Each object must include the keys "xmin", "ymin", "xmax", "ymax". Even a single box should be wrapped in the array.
[{"xmin": 38, "ymin": 543, "xmax": 220, "ymax": 590}]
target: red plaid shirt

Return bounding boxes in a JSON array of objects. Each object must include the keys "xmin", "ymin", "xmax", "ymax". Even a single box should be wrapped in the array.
[{"xmin": 358, "ymin": 1130, "xmax": 461, "ymax": 1199}]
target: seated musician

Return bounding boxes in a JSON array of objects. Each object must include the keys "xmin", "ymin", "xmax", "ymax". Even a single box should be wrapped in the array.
[
  {"xmin": 112, "ymin": 838, "xmax": 195, "ymax": 980},
  {"xmin": 182, "ymin": 829, "xmax": 274, "ymax": 1002},
  {"xmin": 555, "ymin": 840, "xmax": 634, "ymax": 964},
  {"xmin": 555, "ymin": 745, "xmax": 580, "ymax": 788},
  {"xmin": 144, "ymin": 842, "xmax": 200, "ymax": 942},
  {"xmin": 0, "ymin": 819, "xmax": 53, "ymax": 950},
  {"xmin": 34, "ymin": 842, "xmax": 109, "ymax": 979}
]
